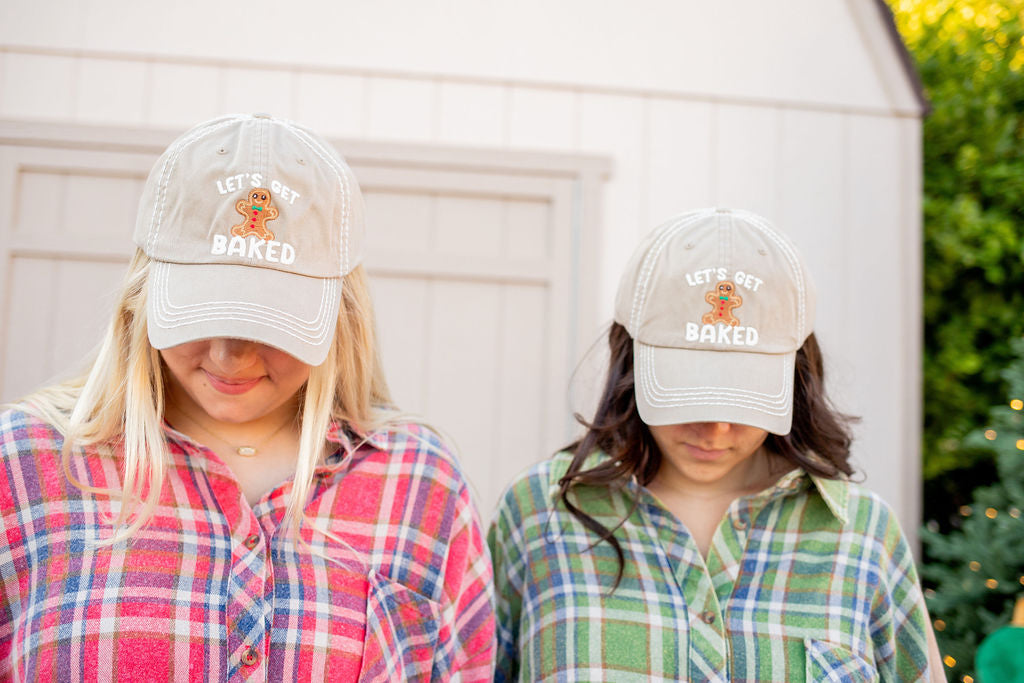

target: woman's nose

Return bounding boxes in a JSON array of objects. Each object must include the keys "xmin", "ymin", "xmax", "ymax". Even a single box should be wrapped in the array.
[
  {"xmin": 207, "ymin": 338, "xmax": 259, "ymax": 367},
  {"xmin": 694, "ymin": 422, "xmax": 732, "ymax": 438}
]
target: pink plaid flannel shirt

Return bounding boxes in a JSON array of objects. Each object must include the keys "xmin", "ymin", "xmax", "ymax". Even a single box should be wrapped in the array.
[{"xmin": 0, "ymin": 409, "xmax": 495, "ymax": 681}]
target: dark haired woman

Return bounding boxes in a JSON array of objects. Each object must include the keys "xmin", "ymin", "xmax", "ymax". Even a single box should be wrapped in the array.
[{"xmin": 488, "ymin": 208, "xmax": 944, "ymax": 681}]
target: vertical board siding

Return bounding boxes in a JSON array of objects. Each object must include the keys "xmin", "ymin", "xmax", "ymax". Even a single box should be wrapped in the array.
[
  {"xmin": 503, "ymin": 200, "xmax": 550, "ymax": 262},
  {"xmin": 493, "ymin": 283, "xmax": 548, "ymax": 512},
  {"xmin": 147, "ymin": 62, "xmax": 224, "ymax": 128},
  {"xmin": 293, "ymin": 72, "xmax": 366, "ymax": 139},
  {"xmin": 845, "ymin": 113, "xmax": 908, "ymax": 514},
  {"xmin": 423, "ymin": 279, "xmax": 503, "ymax": 502},
  {"xmin": 0, "ymin": 53, "xmax": 77, "ymax": 121},
  {"xmin": 221, "ymin": 66, "xmax": 295, "ymax": 121},
  {"xmin": 369, "ymin": 276, "xmax": 431, "ymax": 415},
  {"xmin": 77, "ymin": 57, "xmax": 149, "ymax": 125},
  {"xmin": 365, "ymin": 77, "xmax": 436, "ymax": 143},
  {"xmin": 437, "ymin": 82, "xmax": 507, "ymax": 148},
  {"xmin": 3, "ymin": 257, "xmax": 126, "ymax": 399},
  {"xmin": 63, "ymin": 172, "xmax": 142, "ymax": 239},
  {"xmin": 777, "ymin": 109, "xmax": 848, "ymax": 367},
  {"xmin": 508, "ymin": 87, "xmax": 578, "ymax": 151},
  {"xmin": 364, "ymin": 190, "xmax": 435, "ymax": 253},
  {"xmin": 14, "ymin": 170, "xmax": 66, "ymax": 236},
  {"xmin": 434, "ymin": 195, "xmax": 505, "ymax": 257},
  {"xmin": 4, "ymin": 257, "xmax": 59, "ymax": 399},
  {"xmin": 644, "ymin": 98, "xmax": 716, "ymax": 228},
  {"xmin": 579, "ymin": 92, "xmax": 646, "ymax": 316},
  {"xmin": 714, "ymin": 103, "xmax": 780, "ymax": 220},
  {"xmin": 50, "ymin": 260, "xmax": 125, "ymax": 366}
]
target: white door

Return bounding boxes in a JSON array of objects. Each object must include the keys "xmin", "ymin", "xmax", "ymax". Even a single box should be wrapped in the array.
[{"xmin": 0, "ymin": 121, "xmax": 608, "ymax": 517}]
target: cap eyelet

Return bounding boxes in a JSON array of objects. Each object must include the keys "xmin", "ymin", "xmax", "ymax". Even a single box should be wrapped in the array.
[
  {"xmin": 216, "ymin": 147, "xmax": 228, "ymax": 155},
  {"xmin": 758, "ymin": 248, "xmax": 768, "ymax": 255},
  {"xmin": 297, "ymin": 158, "xmax": 306, "ymax": 165},
  {"xmin": 685, "ymin": 242, "xmax": 695, "ymax": 250}
]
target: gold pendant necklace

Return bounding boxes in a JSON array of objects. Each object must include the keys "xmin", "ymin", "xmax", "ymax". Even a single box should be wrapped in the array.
[{"xmin": 173, "ymin": 410, "xmax": 295, "ymax": 457}]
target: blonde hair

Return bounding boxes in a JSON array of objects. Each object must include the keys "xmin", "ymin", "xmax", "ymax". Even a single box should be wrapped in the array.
[{"xmin": 21, "ymin": 249, "xmax": 394, "ymax": 544}]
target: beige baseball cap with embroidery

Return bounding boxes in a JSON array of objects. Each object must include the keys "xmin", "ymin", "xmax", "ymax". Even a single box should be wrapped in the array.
[
  {"xmin": 613, "ymin": 207, "xmax": 816, "ymax": 435},
  {"xmin": 134, "ymin": 113, "xmax": 365, "ymax": 366}
]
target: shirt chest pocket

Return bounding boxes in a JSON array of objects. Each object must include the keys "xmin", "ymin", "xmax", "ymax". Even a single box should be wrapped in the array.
[
  {"xmin": 358, "ymin": 569, "xmax": 441, "ymax": 682},
  {"xmin": 805, "ymin": 638, "xmax": 879, "ymax": 683}
]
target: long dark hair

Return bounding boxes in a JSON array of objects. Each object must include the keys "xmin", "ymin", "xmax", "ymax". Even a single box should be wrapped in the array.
[{"xmin": 558, "ymin": 322, "xmax": 857, "ymax": 586}]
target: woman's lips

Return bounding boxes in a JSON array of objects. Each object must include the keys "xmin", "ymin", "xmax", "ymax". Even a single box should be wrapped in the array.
[
  {"xmin": 685, "ymin": 444, "xmax": 729, "ymax": 462},
  {"xmin": 203, "ymin": 370, "xmax": 262, "ymax": 395}
]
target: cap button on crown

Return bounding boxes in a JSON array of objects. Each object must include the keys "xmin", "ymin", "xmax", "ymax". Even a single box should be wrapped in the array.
[{"xmin": 253, "ymin": 112, "xmax": 272, "ymax": 119}]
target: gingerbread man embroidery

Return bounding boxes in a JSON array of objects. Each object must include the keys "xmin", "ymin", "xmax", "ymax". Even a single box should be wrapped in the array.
[
  {"xmin": 231, "ymin": 188, "xmax": 279, "ymax": 241},
  {"xmin": 701, "ymin": 280, "xmax": 742, "ymax": 326}
]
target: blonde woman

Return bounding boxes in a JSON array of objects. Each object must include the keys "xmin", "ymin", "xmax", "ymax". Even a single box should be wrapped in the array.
[{"xmin": 0, "ymin": 114, "xmax": 494, "ymax": 681}]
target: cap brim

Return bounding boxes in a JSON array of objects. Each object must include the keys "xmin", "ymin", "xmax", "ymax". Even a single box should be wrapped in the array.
[
  {"xmin": 634, "ymin": 341, "xmax": 795, "ymax": 435},
  {"xmin": 148, "ymin": 261, "xmax": 340, "ymax": 366}
]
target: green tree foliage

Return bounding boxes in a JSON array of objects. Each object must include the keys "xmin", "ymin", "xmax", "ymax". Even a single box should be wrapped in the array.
[
  {"xmin": 919, "ymin": 337, "xmax": 1024, "ymax": 682},
  {"xmin": 888, "ymin": 1, "xmax": 1024, "ymax": 480}
]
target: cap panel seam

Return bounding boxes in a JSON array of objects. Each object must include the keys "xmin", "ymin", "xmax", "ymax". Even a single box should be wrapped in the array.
[
  {"xmin": 737, "ymin": 211, "xmax": 809, "ymax": 337},
  {"xmin": 279, "ymin": 121, "xmax": 351, "ymax": 276},
  {"xmin": 628, "ymin": 208, "xmax": 715, "ymax": 332},
  {"xmin": 720, "ymin": 211, "xmax": 729, "ymax": 270},
  {"xmin": 146, "ymin": 117, "xmax": 243, "ymax": 255},
  {"xmin": 259, "ymin": 116, "xmax": 268, "ymax": 179}
]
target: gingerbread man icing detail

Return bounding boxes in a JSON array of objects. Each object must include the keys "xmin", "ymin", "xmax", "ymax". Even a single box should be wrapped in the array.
[
  {"xmin": 231, "ymin": 188, "xmax": 279, "ymax": 241},
  {"xmin": 701, "ymin": 280, "xmax": 742, "ymax": 326}
]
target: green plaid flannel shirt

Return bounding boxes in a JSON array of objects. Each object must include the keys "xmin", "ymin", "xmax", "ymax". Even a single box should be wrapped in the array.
[{"xmin": 488, "ymin": 452, "xmax": 932, "ymax": 682}]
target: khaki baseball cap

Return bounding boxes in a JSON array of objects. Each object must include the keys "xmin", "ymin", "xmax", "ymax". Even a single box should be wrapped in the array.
[
  {"xmin": 614, "ymin": 208, "xmax": 816, "ymax": 435},
  {"xmin": 134, "ymin": 113, "xmax": 365, "ymax": 366}
]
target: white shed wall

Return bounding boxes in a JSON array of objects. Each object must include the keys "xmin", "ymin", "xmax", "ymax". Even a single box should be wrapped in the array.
[{"xmin": 0, "ymin": 0, "xmax": 924, "ymax": 535}]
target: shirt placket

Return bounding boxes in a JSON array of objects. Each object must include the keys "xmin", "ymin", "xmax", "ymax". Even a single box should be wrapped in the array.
[
  {"xmin": 706, "ymin": 498, "xmax": 752, "ymax": 600},
  {"xmin": 187, "ymin": 449, "xmax": 276, "ymax": 682},
  {"xmin": 643, "ymin": 501, "xmax": 729, "ymax": 682}
]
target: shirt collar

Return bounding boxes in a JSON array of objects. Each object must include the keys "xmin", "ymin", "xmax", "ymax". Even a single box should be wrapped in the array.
[
  {"xmin": 807, "ymin": 474, "xmax": 850, "ymax": 525},
  {"xmin": 325, "ymin": 421, "xmax": 390, "ymax": 459},
  {"xmin": 550, "ymin": 451, "xmax": 850, "ymax": 526},
  {"xmin": 755, "ymin": 467, "xmax": 849, "ymax": 525}
]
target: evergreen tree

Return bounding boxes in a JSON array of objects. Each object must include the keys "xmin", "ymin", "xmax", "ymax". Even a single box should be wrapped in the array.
[{"xmin": 921, "ymin": 337, "xmax": 1024, "ymax": 682}]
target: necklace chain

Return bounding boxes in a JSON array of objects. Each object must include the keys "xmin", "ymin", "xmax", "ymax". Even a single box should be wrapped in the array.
[{"xmin": 173, "ymin": 410, "xmax": 295, "ymax": 458}]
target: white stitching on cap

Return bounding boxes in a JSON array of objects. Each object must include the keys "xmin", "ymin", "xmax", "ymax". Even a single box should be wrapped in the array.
[
  {"xmin": 150, "ymin": 262, "xmax": 338, "ymax": 344},
  {"xmin": 737, "ymin": 209, "xmax": 808, "ymax": 338},
  {"xmin": 151, "ymin": 264, "xmax": 334, "ymax": 330},
  {"xmin": 278, "ymin": 121, "xmax": 351, "ymax": 276},
  {"xmin": 628, "ymin": 208, "xmax": 809, "ymax": 341},
  {"xmin": 151, "ymin": 263, "xmax": 334, "ymax": 331},
  {"xmin": 147, "ymin": 116, "xmax": 243, "ymax": 254},
  {"xmin": 636, "ymin": 344, "xmax": 791, "ymax": 414},
  {"xmin": 628, "ymin": 209, "xmax": 714, "ymax": 332},
  {"xmin": 639, "ymin": 344, "xmax": 789, "ymax": 403}
]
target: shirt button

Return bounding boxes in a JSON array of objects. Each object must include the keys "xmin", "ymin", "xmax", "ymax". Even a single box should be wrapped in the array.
[
  {"xmin": 243, "ymin": 534, "xmax": 260, "ymax": 550},
  {"xmin": 732, "ymin": 517, "xmax": 748, "ymax": 530},
  {"xmin": 700, "ymin": 610, "xmax": 717, "ymax": 625},
  {"xmin": 241, "ymin": 647, "xmax": 260, "ymax": 666}
]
